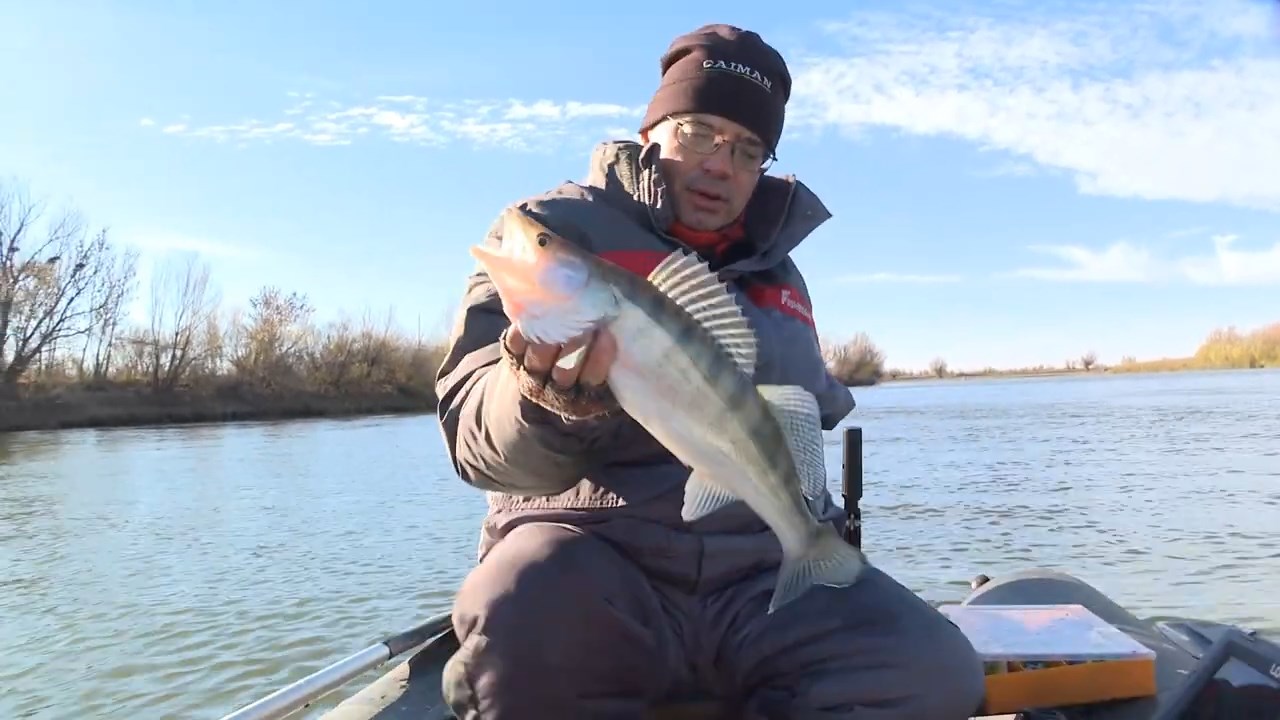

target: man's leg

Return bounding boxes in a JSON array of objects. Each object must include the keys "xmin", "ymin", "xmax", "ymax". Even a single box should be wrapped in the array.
[
  {"xmin": 705, "ymin": 564, "xmax": 986, "ymax": 720},
  {"xmin": 443, "ymin": 521, "xmax": 685, "ymax": 719}
]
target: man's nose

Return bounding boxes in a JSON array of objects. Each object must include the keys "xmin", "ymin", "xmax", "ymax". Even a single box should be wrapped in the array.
[{"xmin": 700, "ymin": 144, "xmax": 735, "ymax": 178}]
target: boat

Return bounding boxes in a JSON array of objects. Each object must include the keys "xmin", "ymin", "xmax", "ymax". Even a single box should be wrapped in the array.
[{"xmin": 219, "ymin": 428, "xmax": 1280, "ymax": 720}]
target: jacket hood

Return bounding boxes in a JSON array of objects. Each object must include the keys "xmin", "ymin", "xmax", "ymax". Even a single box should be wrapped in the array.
[{"xmin": 580, "ymin": 140, "xmax": 833, "ymax": 274}]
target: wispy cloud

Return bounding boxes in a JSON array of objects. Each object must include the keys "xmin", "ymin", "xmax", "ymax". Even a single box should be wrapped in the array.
[
  {"xmin": 1007, "ymin": 233, "xmax": 1280, "ymax": 285},
  {"xmin": 144, "ymin": 91, "xmax": 643, "ymax": 151},
  {"xmin": 837, "ymin": 271, "xmax": 963, "ymax": 284},
  {"xmin": 1165, "ymin": 225, "xmax": 1212, "ymax": 240},
  {"xmin": 789, "ymin": 0, "xmax": 1280, "ymax": 211},
  {"xmin": 126, "ymin": 232, "xmax": 258, "ymax": 260}
]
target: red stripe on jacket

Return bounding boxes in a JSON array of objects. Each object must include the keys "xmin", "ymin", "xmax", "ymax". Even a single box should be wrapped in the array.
[{"xmin": 597, "ymin": 249, "xmax": 816, "ymax": 329}]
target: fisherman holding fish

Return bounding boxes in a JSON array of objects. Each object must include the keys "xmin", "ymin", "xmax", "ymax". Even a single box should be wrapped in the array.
[{"xmin": 434, "ymin": 23, "xmax": 985, "ymax": 719}]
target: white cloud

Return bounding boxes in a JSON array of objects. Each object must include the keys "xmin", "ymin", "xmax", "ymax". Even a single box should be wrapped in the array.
[
  {"xmin": 144, "ymin": 93, "xmax": 644, "ymax": 152},
  {"xmin": 789, "ymin": 0, "xmax": 1280, "ymax": 211},
  {"xmin": 838, "ymin": 271, "xmax": 963, "ymax": 284},
  {"xmin": 1176, "ymin": 233, "xmax": 1280, "ymax": 285},
  {"xmin": 136, "ymin": 0, "xmax": 1280, "ymax": 207},
  {"xmin": 1007, "ymin": 233, "xmax": 1280, "ymax": 285}
]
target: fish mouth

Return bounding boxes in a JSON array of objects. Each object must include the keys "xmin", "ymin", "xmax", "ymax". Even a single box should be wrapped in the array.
[
  {"xmin": 469, "ymin": 244, "xmax": 532, "ymax": 318},
  {"xmin": 469, "ymin": 244, "xmax": 521, "ymax": 279}
]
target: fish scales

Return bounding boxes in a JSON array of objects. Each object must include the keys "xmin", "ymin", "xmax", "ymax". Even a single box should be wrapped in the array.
[
  {"xmin": 589, "ymin": 249, "xmax": 812, "ymax": 544},
  {"xmin": 594, "ymin": 252, "xmax": 786, "ymax": 467}
]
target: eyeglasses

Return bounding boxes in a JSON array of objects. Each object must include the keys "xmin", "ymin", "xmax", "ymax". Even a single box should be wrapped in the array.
[{"xmin": 671, "ymin": 118, "xmax": 776, "ymax": 173}]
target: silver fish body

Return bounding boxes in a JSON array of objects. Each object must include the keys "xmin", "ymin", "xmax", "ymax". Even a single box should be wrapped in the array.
[{"xmin": 474, "ymin": 208, "xmax": 869, "ymax": 613}]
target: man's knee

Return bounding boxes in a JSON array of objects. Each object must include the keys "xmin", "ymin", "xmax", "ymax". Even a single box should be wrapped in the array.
[
  {"xmin": 803, "ymin": 607, "xmax": 984, "ymax": 719},
  {"xmin": 444, "ymin": 522, "xmax": 677, "ymax": 716},
  {"xmin": 841, "ymin": 573, "xmax": 985, "ymax": 717},
  {"xmin": 453, "ymin": 523, "xmax": 607, "ymax": 638},
  {"xmin": 899, "ymin": 614, "xmax": 986, "ymax": 718},
  {"xmin": 452, "ymin": 522, "xmax": 671, "ymax": 636},
  {"xmin": 725, "ymin": 566, "xmax": 986, "ymax": 718}
]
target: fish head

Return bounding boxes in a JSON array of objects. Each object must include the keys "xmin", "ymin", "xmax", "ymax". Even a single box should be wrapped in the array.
[{"xmin": 469, "ymin": 207, "xmax": 618, "ymax": 344}]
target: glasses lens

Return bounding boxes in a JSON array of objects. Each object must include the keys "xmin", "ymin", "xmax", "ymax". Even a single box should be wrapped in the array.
[
  {"xmin": 675, "ymin": 120, "xmax": 773, "ymax": 172},
  {"xmin": 676, "ymin": 121, "xmax": 717, "ymax": 152}
]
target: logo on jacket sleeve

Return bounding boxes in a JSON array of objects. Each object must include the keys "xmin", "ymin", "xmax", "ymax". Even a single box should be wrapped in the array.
[{"xmin": 747, "ymin": 284, "xmax": 814, "ymax": 327}]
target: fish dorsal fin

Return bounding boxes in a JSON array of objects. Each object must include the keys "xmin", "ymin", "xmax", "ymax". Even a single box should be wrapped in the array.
[
  {"xmin": 646, "ymin": 249, "xmax": 756, "ymax": 376},
  {"xmin": 756, "ymin": 384, "xmax": 828, "ymax": 505}
]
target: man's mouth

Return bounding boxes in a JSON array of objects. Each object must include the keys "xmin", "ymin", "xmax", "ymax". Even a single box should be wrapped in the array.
[{"xmin": 688, "ymin": 188, "xmax": 726, "ymax": 206}]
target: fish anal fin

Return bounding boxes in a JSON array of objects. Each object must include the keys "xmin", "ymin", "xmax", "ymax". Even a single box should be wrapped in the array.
[
  {"xmin": 647, "ymin": 249, "xmax": 757, "ymax": 376},
  {"xmin": 681, "ymin": 469, "xmax": 741, "ymax": 522}
]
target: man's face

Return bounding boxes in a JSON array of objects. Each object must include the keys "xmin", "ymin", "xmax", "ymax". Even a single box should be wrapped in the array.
[{"xmin": 642, "ymin": 113, "xmax": 769, "ymax": 232}]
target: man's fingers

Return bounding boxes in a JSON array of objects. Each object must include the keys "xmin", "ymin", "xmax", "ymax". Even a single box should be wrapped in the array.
[
  {"xmin": 549, "ymin": 335, "xmax": 592, "ymax": 388},
  {"xmin": 505, "ymin": 327, "xmax": 528, "ymax": 355},
  {"xmin": 523, "ymin": 343, "xmax": 558, "ymax": 375},
  {"xmin": 578, "ymin": 329, "xmax": 615, "ymax": 387},
  {"xmin": 515, "ymin": 329, "xmax": 612, "ymax": 388}
]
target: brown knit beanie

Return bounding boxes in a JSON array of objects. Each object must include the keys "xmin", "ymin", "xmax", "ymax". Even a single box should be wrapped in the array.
[{"xmin": 639, "ymin": 24, "xmax": 792, "ymax": 153}]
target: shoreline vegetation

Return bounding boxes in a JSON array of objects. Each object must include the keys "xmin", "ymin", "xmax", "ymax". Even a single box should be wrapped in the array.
[
  {"xmin": 821, "ymin": 325, "xmax": 1280, "ymax": 387},
  {"xmin": 2, "ymin": 179, "xmax": 1277, "ymax": 433}
]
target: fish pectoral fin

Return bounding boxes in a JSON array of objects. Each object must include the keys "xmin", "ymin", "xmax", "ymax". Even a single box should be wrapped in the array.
[
  {"xmin": 646, "ymin": 249, "xmax": 757, "ymax": 377},
  {"xmin": 756, "ymin": 384, "xmax": 828, "ymax": 505},
  {"xmin": 769, "ymin": 525, "xmax": 870, "ymax": 614},
  {"xmin": 681, "ymin": 469, "xmax": 741, "ymax": 522}
]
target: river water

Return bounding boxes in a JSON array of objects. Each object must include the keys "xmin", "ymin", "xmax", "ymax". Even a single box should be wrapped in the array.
[{"xmin": 2, "ymin": 369, "xmax": 1278, "ymax": 719}]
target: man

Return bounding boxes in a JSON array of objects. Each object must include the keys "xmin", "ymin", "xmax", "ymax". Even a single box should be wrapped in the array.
[{"xmin": 434, "ymin": 23, "xmax": 986, "ymax": 719}]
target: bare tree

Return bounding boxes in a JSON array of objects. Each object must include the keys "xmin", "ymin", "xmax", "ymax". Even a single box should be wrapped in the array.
[
  {"xmin": 0, "ymin": 182, "xmax": 127, "ymax": 394},
  {"xmin": 929, "ymin": 357, "xmax": 949, "ymax": 378},
  {"xmin": 820, "ymin": 332, "xmax": 886, "ymax": 386},
  {"xmin": 141, "ymin": 253, "xmax": 218, "ymax": 391},
  {"xmin": 1080, "ymin": 351, "xmax": 1097, "ymax": 371},
  {"xmin": 81, "ymin": 246, "xmax": 139, "ymax": 381}
]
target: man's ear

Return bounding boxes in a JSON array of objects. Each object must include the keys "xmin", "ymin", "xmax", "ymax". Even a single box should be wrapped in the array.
[{"xmin": 639, "ymin": 128, "xmax": 650, "ymax": 143}]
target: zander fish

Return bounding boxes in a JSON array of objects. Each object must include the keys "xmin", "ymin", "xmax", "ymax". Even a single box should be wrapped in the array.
[{"xmin": 470, "ymin": 206, "xmax": 869, "ymax": 613}]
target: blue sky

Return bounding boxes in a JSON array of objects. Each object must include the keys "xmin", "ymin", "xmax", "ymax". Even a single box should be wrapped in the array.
[{"xmin": 3, "ymin": 0, "xmax": 1278, "ymax": 371}]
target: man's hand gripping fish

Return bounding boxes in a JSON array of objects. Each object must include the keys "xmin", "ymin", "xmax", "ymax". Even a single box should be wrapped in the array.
[{"xmin": 470, "ymin": 207, "xmax": 869, "ymax": 613}]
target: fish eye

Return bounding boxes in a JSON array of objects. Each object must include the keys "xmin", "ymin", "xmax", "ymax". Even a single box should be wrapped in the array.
[{"xmin": 536, "ymin": 233, "xmax": 550, "ymax": 247}]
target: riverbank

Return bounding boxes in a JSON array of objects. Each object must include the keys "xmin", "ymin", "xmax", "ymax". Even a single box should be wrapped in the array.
[
  {"xmin": 830, "ymin": 321, "xmax": 1279, "ymax": 386},
  {"xmin": 0, "ymin": 381, "xmax": 438, "ymax": 433},
  {"xmin": 880, "ymin": 357, "xmax": 1273, "ymax": 384},
  {"xmin": 5, "ymin": 324, "xmax": 1276, "ymax": 432},
  {"xmin": 7, "ymin": 363, "xmax": 1267, "ymax": 434}
]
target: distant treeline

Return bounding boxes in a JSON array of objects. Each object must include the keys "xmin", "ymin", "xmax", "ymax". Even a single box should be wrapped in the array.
[
  {"xmin": 820, "ymin": 322, "xmax": 1279, "ymax": 386},
  {"xmin": 0, "ymin": 179, "xmax": 446, "ymax": 431},
  {"xmin": 2, "ymin": 177, "xmax": 1275, "ymax": 431}
]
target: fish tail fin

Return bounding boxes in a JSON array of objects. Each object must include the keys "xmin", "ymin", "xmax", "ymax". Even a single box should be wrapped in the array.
[{"xmin": 769, "ymin": 524, "xmax": 869, "ymax": 614}]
